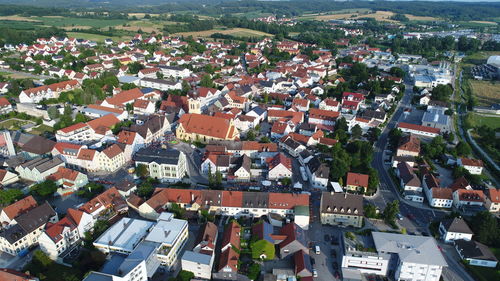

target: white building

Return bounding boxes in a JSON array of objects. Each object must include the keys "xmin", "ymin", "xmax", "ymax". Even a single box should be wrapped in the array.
[
  {"xmin": 439, "ymin": 218, "xmax": 473, "ymax": 243},
  {"xmin": 133, "ymin": 147, "xmax": 187, "ymax": 182},
  {"xmin": 458, "ymin": 158, "xmax": 483, "ymax": 175},
  {"xmin": 139, "ymin": 78, "xmax": 182, "ymax": 91},
  {"xmin": 372, "ymin": 232, "xmax": 447, "ymax": 281}
]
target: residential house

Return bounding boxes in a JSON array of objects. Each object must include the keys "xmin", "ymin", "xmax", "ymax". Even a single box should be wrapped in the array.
[
  {"xmin": 0, "ymin": 203, "xmax": 58, "ymax": 256},
  {"xmin": 454, "ymin": 239, "xmax": 498, "ymax": 268},
  {"xmin": 345, "ymin": 172, "xmax": 369, "ymax": 193},
  {"xmin": 396, "ymin": 162, "xmax": 423, "ymax": 202},
  {"xmin": 181, "ymin": 222, "xmax": 218, "ymax": 279},
  {"xmin": 458, "ymin": 158, "xmax": 483, "ymax": 175},
  {"xmin": 133, "ymin": 147, "xmax": 187, "ymax": 182},
  {"xmin": 267, "ymin": 153, "xmax": 292, "ymax": 180},
  {"xmin": 278, "ymin": 223, "xmax": 309, "ymax": 258},
  {"xmin": 439, "ymin": 218, "xmax": 473, "ymax": 243},
  {"xmin": 396, "ymin": 134, "xmax": 420, "ymax": 157},
  {"xmin": 320, "ymin": 192, "xmax": 364, "ymax": 228}
]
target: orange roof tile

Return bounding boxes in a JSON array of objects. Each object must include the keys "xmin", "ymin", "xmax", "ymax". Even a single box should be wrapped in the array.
[{"xmin": 1, "ymin": 196, "xmax": 38, "ymax": 221}]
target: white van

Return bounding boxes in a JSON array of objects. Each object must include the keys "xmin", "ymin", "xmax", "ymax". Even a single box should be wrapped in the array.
[{"xmin": 315, "ymin": 245, "xmax": 320, "ymax": 255}]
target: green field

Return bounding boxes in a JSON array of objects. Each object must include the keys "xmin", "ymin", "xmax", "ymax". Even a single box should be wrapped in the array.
[
  {"xmin": 67, "ymin": 32, "xmax": 130, "ymax": 42},
  {"xmin": 34, "ymin": 16, "xmax": 128, "ymax": 29},
  {"xmin": 468, "ymin": 113, "xmax": 500, "ymax": 129}
]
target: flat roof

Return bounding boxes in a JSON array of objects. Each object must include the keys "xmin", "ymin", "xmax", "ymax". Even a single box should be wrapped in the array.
[
  {"xmin": 372, "ymin": 232, "xmax": 447, "ymax": 267},
  {"xmin": 182, "ymin": 250, "xmax": 212, "ymax": 265},
  {"xmin": 94, "ymin": 217, "xmax": 154, "ymax": 251},
  {"xmin": 145, "ymin": 212, "xmax": 187, "ymax": 246}
]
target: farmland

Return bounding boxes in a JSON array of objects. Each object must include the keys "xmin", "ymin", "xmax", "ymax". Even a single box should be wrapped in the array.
[
  {"xmin": 299, "ymin": 10, "xmax": 440, "ymax": 23},
  {"xmin": 67, "ymin": 32, "xmax": 130, "ymax": 42},
  {"xmin": 469, "ymin": 80, "xmax": 500, "ymax": 107},
  {"xmin": 173, "ymin": 28, "xmax": 273, "ymax": 39}
]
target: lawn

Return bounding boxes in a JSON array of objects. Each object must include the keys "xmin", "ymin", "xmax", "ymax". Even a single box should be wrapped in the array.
[
  {"xmin": 470, "ymin": 80, "xmax": 500, "ymax": 107},
  {"xmin": 67, "ymin": 32, "xmax": 130, "ymax": 42},
  {"xmin": 468, "ymin": 113, "xmax": 500, "ymax": 130},
  {"xmin": 465, "ymin": 263, "xmax": 500, "ymax": 281},
  {"xmin": 30, "ymin": 124, "xmax": 54, "ymax": 135},
  {"xmin": 0, "ymin": 119, "xmax": 34, "ymax": 130}
]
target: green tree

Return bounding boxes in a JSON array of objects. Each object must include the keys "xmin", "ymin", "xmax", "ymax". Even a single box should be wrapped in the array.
[
  {"xmin": 75, "ymin": 113, "xmax": 87, "ymax": 123},
  {"xmin": 175, "ymin": 270, "xmax": 195, "ymax": 281},
  {"xmin": 388, "ymin": 128, "xmax": 403, "ymax": 148},
  {"xmin": 47, "ymin": 106, "xmax": 59, "ymax": 120},
  {"xmin": 0, "ymin": 189, "xmax": 24, "ymax": 206},
  {"xmin": 455, "ymin": 141, "xmax": 471, "ymax": 156},
  {"xmin": 136, "ymin": 164, "xmax": 149, "ymax": 178},
  {"xmin": 170, "ymin": 203, "xmax": 186, "ymax": 219},
  {"xmin": 469, "ymin": 211, "xmax": 499, "ymax": 247},
  {"xmin": 137, "ymin": 180, "xmax": 154, "ymax": 198},
  {"xmin": 30, "ymin": 180, "xmax": 58, "ymax": 198},
  {"xmin": 330, "ymin": 143, "xmax": 351, "ymax": 180},
  {"xmin": 200, "ymin": 74, "xmax": 214, "ymax": 88},
  {"xmin": 364, "ymin": 204, "xmax": 379, "ymax": 219},
  {"xmin": 382, "ymin": 200, "xmax": 399, "ymax": 227},
  {"xmin": 182, "ymin": 80, "xmax": 191, "ymax": 93},
  {"xmin": 127, "ymin": 62, "xmax": 144, "ymax": 74},
  {"xmin": 246, "ymin": 129, "xmax": 256, "ymax": 141},
  {"xmin": 247, "ymin": 263, "xmax": 261, "ymax": 281},
  {"xmin": 351, "ymin": 124, "xmax": 362, "ymax": 139}
]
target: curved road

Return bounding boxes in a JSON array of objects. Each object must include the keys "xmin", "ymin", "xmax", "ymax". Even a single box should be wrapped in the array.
[{"xmin": 370, "ymin": 82, "xmax": 447, "ymax": 215}]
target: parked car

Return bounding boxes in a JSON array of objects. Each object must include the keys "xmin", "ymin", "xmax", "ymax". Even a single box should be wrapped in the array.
[
  {"xmin": 397, "ymin": 213, "xmax": 404, "ymax": 220},
  {"xmin": 313, "ymin": 269, "xmax": 318, "ymax": 277}
]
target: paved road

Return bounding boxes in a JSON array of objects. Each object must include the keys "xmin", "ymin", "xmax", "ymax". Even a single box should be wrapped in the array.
[
  {"xmin": 369, "ymin": 81, "xmax": 448, "ymax": 222},
  {"xmin": 456, "ymin": 71, "xmax": 500, "ymax": 184},
  {"xmin": 172, "ymin": 142, "xmax": 208, "ymax": 185}
]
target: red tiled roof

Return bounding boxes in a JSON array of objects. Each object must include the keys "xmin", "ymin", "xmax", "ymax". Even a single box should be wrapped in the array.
[
  {"xmin": 346, "ymin": 172, "xmax": 369, "ymax": 188},
  {"xmin": 1, "ymin": 196, "xmax": 38, "ymax": 221},
  {"xmin": 460, "ymin": 158, "xmax": 483, "ymax": 167},
  {"xmin": 58, "ymin": 122, "xmax": 88, "ymax": 134},
  {"xmin": 102, "ymin": 144, "xmax": 123, "ymax": 159},
  {"xmin": 398, "ymin": 122, "xmax": 440, "ymax": 134},
  {"xmin": 104, "ymin": 88, "xmax": 143, "ymax": 107},
  {"xmin": 456, "ymin": 189, "xmax": 484, "ymax": 202},
  {"xmin": 0, "ymin": 97, "xmax": 11, "ymax": 107},
  {"xmin": 267, "ymin": 153, "xmax": 292, "ymax": 171},
  {"xmin": 432, "ymin": 188, "xmax": 453, "ymax": 200},
  {"xmin": 179, "ymin": 113, "xmax": 235, "ymax": 139}
]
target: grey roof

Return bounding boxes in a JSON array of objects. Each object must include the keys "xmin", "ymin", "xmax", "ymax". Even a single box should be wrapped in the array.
[
  {"xmin": 455, "ymin": 239, "xmax": 498, "ymax": 262},
  {"xmin": 440, "ymin": 218, "xmax": 473, "ymax": 234},
  {"xmin": 361, "ymin": 109, "xmax": 386, "ymax": 120},
  {"xmin": 242, "ymin": 192, "xmax": 269, "ymax": 208},
  {"xmin": 0, "ymin": 224, "xmax": 27, "ymax": 244},
  {"xmin": 249, "ymin": 106, "xmax": 265, "ymax": 116},
  {"xmin": 320, "ymin": 192, "xmax": 364, "ymax": 216},
  {"xmin": 422, "ymin": 107, "xmax": 449, "ymax": 125},
  {"xmin": 15, "ymin": 202, "xmax": 56, "ymax": 234},
  {"xmin": 372, "ymin": 232, "xmax": 447, "ymax": 266},
  {"xmin": 140, "ymin": 77, "xmax": 178, "ymax": 86},
  {"xmin": 20, "ymin": 157, "xmax": 63, "ymax": 173},
  {"xmin": 182, "ymin": 250, "xmax": 212, "ymax": 265},
  {"xmin": 133, "ymin": 147, "xmax": 182, "ymax": 165},
  {"xmin": 22, "ymin": 135, "xmax": 55, "ymax": 154},
  {"xmin": 83, "ymin": 107, "xmax": 122, "ymax": 117},
  {"xmin": 119, "ymin": 241, "xmax": 157, "ymax": 274},
  {"xmin": 129, "ymin": 115, "xmax": 168, "ymax": 139},
  {"xmin": 397, "ymin": 162, "xmax": 421, "ymax": 187},
  {"xmin": 118, "ymin": 75, "xmax": 140, "ymax": 84}
]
